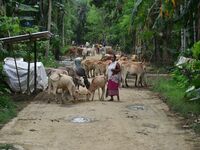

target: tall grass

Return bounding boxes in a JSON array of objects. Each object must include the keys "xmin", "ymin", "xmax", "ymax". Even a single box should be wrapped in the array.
[{"xmin": 150, "ymin": 77, "xmax": 200, "ymax": 117}]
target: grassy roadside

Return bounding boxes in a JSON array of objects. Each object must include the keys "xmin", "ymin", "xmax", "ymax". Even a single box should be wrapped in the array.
[
  {"xmin": 0, "ymin": 93, "xmax": 31, "ymax": 129},
  {"xmin": 0, "ymin": 95, "xmax": 17, "ymax": 128},
  {"xmin": 149, "ymin": 77, "xmax": 200, "ymax": 133}
]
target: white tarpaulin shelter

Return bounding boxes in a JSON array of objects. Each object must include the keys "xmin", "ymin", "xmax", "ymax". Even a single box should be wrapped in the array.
[
  {"xmin": 3, "ymin": 58, "xmax": 48, "ymax": 93},
  {"xmin": 175, "ymin": 56, "xmax": 194, "ymax": 68}
]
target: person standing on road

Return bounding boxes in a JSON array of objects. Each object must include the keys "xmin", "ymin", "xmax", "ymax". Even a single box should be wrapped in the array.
[{"xmin": 106, "ymin": 54, "xmax": 121, "ymax": 101}]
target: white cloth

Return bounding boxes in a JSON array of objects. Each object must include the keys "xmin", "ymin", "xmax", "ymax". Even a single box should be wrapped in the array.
[
  {"xmin": 107, "ymin": 61, "xmax": 117, "ymax": 80},
  {"xmin": 3, "ymin": 58, "xmax": 48, "ymax": 93}
]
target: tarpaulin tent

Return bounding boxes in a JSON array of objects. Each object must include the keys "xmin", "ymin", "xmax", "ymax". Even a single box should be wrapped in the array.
[{"xmin": 3, "ymin": 58, "xmax": 48, "ymax": 93}]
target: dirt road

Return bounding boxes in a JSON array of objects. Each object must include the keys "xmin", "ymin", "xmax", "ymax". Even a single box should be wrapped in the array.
[{"xmin": 0, "ymin": 86, "xmax": 199, "ymax": 150}]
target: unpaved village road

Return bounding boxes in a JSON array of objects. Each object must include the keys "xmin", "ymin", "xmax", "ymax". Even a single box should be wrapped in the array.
[{"xmin": 0, "ymin": 87, "xmax": 200, "ymax": 150}]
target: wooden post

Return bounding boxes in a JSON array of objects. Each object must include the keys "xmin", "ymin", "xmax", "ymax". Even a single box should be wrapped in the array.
[
  {"xmin": 34, "ymin": 41, "xmax": 37, "ymax": 93},
  {"xmin": 13, "ymin": 52, "xmax": 22, "ymax": 93},
  {"xmin": 27, "ymin": 44, "xmax": 31, "ymax": 95}
]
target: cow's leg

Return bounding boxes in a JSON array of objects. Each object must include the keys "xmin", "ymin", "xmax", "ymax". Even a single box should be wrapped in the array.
[
  {"xmin": 52, "ymin": 84, "xmax": 58, "ymax": 102},
  {"xmin": 61, "ymin": 89, "xmax": 66, "ymax": 104},
  {"xmin": 101, "ymin": 87, "xmax": 105, "ymax": 101},
  {"xmin": 91, "ymin": 91, "xmax": 95, "ymax": 101},
  {"xmin": 98, "ymin": 88, "xmax": 101, "ymax": 100},
  {"xmin": 48, "ymin": 80, "xmax": 52, "ymax": 94},
  {"xmin": 125, "ymin": 73, "xmax": 129, "ymax": 87},
  {"xmin": 52, "ymin": 84, "xmax": 57, "ymax": 95},
  {"xmin": 121, "ymin": 73, "xmax": 126, "ymax": 87},
  {"xmin": 139, "ymin": 75, "xmax": 143, "ymax": 87},
  {"xmin": 87, "ymin": 69, "xmax": 90, "ymax": 78},
  {"xmin": 136, "ymin": 74, "xmax": 141, "ymax": 87},
  {"xmin": 68, "ymin": 87, "xmax": 76, "ymax": 102},
  {"xmin": 135, "ymin": 75, "xmax": 138, "ymax": 87}
]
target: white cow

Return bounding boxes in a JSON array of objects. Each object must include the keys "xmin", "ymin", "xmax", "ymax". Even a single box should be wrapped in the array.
[{"xmin": 48, "ymin": 73, "xmax": 77, "ymax": 103}]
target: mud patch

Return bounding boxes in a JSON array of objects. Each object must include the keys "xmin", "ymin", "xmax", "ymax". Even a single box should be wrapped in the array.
[
  {"xmin": 142, "ymin": 123, "xmax": 158, "ymax": 129},
  {"xmin": 33, "ymin": 91, "xmax": 73, "ymax": 104}
]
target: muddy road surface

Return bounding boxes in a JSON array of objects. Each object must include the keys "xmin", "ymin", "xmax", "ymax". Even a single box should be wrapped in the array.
[{"xmin": 0, "ymin": 86, "xmax": 199, "ymax": 150}]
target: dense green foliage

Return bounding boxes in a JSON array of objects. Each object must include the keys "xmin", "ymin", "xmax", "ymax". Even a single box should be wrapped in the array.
[
  {"xmin": 0, "ymin": 0, "xmax": 199, "ymax": 62},
  {"xmin": 0, "ymin": 0, "xmax": 200, "ymax": 133},
  {"xmin": 171, "ymin": 41, "xmax": 200, "ymax": 101}
]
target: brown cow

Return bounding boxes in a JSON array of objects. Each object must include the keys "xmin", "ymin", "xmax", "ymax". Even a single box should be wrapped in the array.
[
  {"xmin": 68, "ymin": 46, "xmax": 77, "ymax": 60},
  {"xmin": 121, "ymin": 61, "xmax": 147, "ymax": 87},
  {"xmin": 81, "ymin": 59, "xmax": 96, "ymax": 78}
]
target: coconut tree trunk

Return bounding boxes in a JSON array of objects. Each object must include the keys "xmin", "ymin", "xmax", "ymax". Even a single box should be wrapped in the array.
[{"xmin": 45, "ymin": 0, "xmax": 52, "ymax": 57}]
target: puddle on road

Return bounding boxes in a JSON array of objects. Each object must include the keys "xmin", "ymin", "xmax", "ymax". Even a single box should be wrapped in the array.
[
  {"xmin": 68, "ymin": 116, "xmax": 94, "ymax": 123},
  {"xmin": 126, "ymin": 104, "xmax": 145, "ymax": 111}
]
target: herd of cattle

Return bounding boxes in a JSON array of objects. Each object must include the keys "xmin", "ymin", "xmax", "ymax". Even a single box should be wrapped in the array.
[
  {"xmin": 46, "ymin": 46, "xmax": 148, "ymax": 103},
  {"xmin": 67, "ymin": 44, "xmax": 113, "ymax": 59}
]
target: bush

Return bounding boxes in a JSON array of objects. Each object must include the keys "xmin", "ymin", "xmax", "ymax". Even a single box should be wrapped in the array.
[
  {"xmin": 39, "ymin": 51, "xmax": 58, "ymax": 68},
  {"xmin": 192, "ymin": 41, "xmax": 200, "ymax": 59}
]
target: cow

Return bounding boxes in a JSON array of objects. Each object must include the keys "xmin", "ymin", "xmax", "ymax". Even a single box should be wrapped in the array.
[
  {"xmin": 48, "ymin": 73, "xmax": 77, "ymax": 103},
  {"xmin": 81, "ymin": 59, "xmax": 96, "ymax": 78},
  {"xmin": 94, "ymin": 60, "xmax": 111, "ymax": 76},
  {"xmin": 45, "ymin": 68, "xmax": 68, "ymax": 77},
  {"xmin": 57, "ymin": 66, "xmax": 85, "ymax": 89},
  {"xmin": 131, "ymin": 54, "xmax": 138, "ymax": 62},
  {"xmin": 68, "ymin": 46, "xmax": 77, "ymax": 60},
  {"xmin": 121, "ymin": 62, "xmax": 147, "ymax": 87}
]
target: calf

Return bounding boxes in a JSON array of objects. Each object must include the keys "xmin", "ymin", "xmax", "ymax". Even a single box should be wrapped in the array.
[
  {"xmin": 88, "ymin": 75, "xmax": 107, "ymax": 101},
  {"xmin": 75, "ymin": 87, "xmax": 91, "ymax": 101}
]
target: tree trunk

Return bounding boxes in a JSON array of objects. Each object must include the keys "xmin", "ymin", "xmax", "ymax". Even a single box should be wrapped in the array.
[
  {"xmin": 62, "ymin": 12, "xmax": 65, "ymax": 47},
  {"xmin": 197, "ymin": 2, "xmax": 200, "ymax": 41},
  {"xmin": 0, "ymin": 0, "xmax": 6, "ymax": 15},
  {"xmin": 39, "ymin": 0, "xmax": 45, "ymax": 29},
  {"xmin": 45, "ymin": 0, "xmax": 52, "ymax": 57}
]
